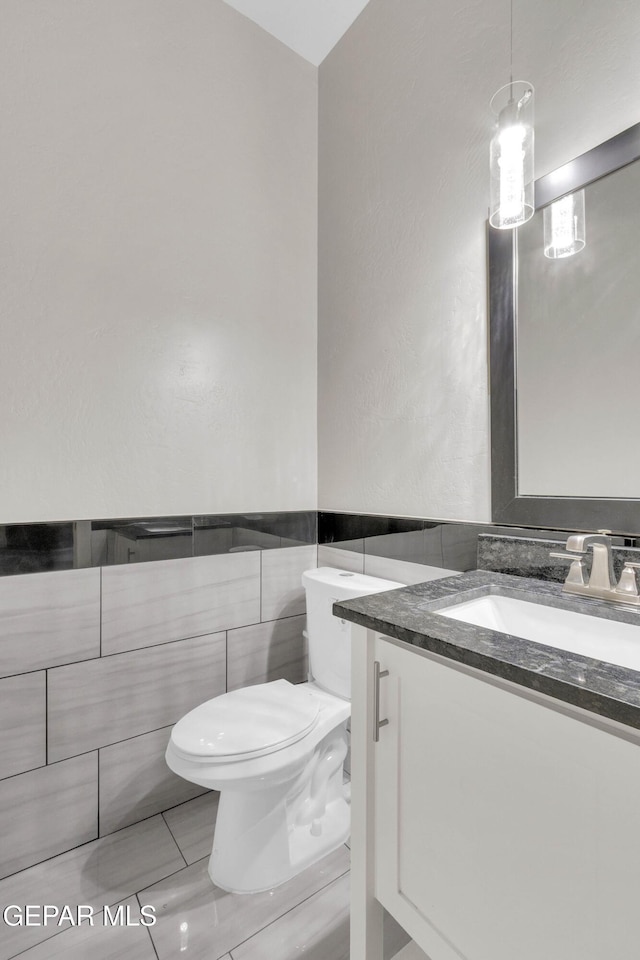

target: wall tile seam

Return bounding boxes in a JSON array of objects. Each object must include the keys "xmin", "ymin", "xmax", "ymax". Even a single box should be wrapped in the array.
[
  {"xmin": 0, "ymin": 540, "xmax": 315, "ymax": 583},
  {"xmin": 0, "ymin": 759, "xmax": 49, "ymax": 785},
  {"xmin": 0, "ymin": 747, "xmax": 101, "ymax": 776},
  {"xmin": 1, "ymin": 577, "xmax": 308, "ymax": 674},
  {"xmin": 97, "ymin": 626, "xmax": 239, "ymax": 660},
  {"xmin": 0, "ymin": 824, "xmax": 100, "ymax": 885},
  {"xmin": 0, "ymin": 811, "xmax": 187, "ymax": 888},
  {"xmin": 1, "ymin": 619, "xmax": 283, "ymax": 678},
  {"xmin": 0, "ymin": 664, "xmax": 57, "ymax": 680},
  {"xmin": 97, "ymin": 779, "xmax": 210, "ymax": 842},
  {"xmin": 0, "ymin": 631, "xmax": 226, "ymax": 681},
  {"xmin": 2, "ymin": 637, "xmax": 308, "ymax": 740},
  {"xmin": 0, "ymin": 654, "xmax": 99, "ymax": 682},
  {"xmin": 0, "ymin": 799, "xmax": 209, "ymax": 887},
  {"xmin": 0, "ymin": 752, "xmax": 99, "ymax": 880},
  {"xmin": 260, "ymin": 609, "xmax": 305, "ymax": 625},
  {"xmin": 3, "ymin": 613, "xmax": 305, "ymax": 685},
  {"xmin": 227, "ymin": 611, "xmax": 307, "ymax": 635},
  {"xmin": 44, "ymin": 630, "xmax": 228, "ymax": 674},
  {"xmin": 96, "ymin": 722, "xmax": 186, "ymax": 758},
  {"xmin": 1, "ymin": 721, "xmax": 206, "ymax": 800}
]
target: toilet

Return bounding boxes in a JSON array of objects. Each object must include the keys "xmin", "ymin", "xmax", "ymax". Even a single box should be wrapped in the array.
[{"xmin": 165, "ymin": 566, "xmax": 400, "ymax": 894}]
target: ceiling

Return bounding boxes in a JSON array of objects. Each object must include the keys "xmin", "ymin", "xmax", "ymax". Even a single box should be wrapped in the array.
[{"xmin": 221, "ymin": 0, "xmax": 371, "ymax": 66}]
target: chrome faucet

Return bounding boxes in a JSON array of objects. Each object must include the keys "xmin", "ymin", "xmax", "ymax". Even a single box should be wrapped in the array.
[{"xmin": 551, "ymin": 530, "xmax": 640, "ymax": 606}]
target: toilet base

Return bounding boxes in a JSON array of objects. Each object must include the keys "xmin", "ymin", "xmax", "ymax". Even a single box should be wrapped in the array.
[
  {"xmin": 209, "ymin": 794, "xmax": 350, "ymax": 894},
  {"xmin": 208, "ymin": 725, "xmax": 349, "ymax": 893}
]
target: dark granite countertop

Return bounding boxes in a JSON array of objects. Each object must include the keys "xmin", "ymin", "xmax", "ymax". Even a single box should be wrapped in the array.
[{"xmin": 334, "ymin": 570, "xmax": 640, "ymax": 731}]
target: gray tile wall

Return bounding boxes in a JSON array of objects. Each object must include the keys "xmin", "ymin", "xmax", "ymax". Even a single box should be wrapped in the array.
[
  {"xmin": 0, "ymin": 673, "xmax": 46, "ymax": 780},
  {"xmin": 99, "ymin": 727, "xmax": 207, "ymax": 836},
  {"xmin": 0, "ymin": 753, "xmax": 98, "ymax": 878},
  {"xmin": 0, "ymin": 567, "xmax": 100, "ymax": 678},
  {"xmin": 101, "ymin": 553, "xmax": 261, "ymax": 655},
  {"xmin": 48, "ymin": 632, "xmax": 227, "ymax": 762},
  {"xmin": 261, "ymin": 544, "xmax": 317, "ymax": 621},
  {"xmin": 0, "ymin": 547, "xmax": 315, "ymax": 881},
  {"xmin": 227, "ymin": 615, "xmax": 308, "ymax": 691}
]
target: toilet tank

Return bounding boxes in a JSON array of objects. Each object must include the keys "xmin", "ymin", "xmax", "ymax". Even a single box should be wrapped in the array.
[{"xmin": 301, "ymin": 567, "xmax": 401, "ymax": 700}]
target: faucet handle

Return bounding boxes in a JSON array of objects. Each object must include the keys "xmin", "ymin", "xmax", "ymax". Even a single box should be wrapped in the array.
[
  {"xmin": 550, "ymin": 551, "xmax": 587, "ymax": 587},
  {"xmin": 616, "ymin": 561, "xmax": 640, "ymax": 601}
]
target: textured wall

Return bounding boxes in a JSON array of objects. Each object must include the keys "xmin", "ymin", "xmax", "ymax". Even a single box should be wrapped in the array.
[
  {"xmin": 0, "ymin": 0, "xmax": 317, "ymax": 522},
  {"xmin": 318, "ymin": 0, "xmax": 640, "ymax": 520}
]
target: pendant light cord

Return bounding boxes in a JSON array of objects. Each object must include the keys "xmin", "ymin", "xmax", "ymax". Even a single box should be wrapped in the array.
[{"xmin": 509, "ymin": 0, "xmax": 513, "ymax": 92}]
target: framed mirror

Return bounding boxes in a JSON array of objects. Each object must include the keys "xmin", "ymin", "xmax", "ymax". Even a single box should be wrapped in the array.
[{"xmin": 489, "ymin": 120, "xmax": 640, "ymax": 535}]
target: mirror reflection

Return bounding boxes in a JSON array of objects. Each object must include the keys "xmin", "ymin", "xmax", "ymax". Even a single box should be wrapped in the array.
[{"xmin": 515, "ymin": 157, "xmax": 640, "ymax": 499}]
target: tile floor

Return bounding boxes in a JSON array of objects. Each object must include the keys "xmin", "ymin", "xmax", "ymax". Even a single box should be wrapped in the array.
[{"xmin": 1, "ymin": 790, "xmax": 409, "ymax": 960}]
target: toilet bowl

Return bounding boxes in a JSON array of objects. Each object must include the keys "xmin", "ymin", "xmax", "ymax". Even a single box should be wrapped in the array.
[{"xmin": 166, "ymin": 566, "xmax": 401, "ymax": 894}]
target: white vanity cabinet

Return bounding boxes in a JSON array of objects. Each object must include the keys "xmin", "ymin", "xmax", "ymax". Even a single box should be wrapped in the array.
[{"xmin": 350, "ymin": 626, "xmax": 640, "ymax": 960}]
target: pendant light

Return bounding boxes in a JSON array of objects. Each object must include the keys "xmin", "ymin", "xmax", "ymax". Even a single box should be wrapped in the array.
[
  {"xmin": 489, "ymin": 0, "xmax": 535, "ymax": 229},
  {"xmin": 543, "ymin": 190, "xmax": 586, "ymax": 258}
]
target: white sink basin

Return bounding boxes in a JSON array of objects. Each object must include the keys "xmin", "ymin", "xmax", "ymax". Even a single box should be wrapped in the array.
[{"xmin": 438, "ymin": 594, "xmax": 640, "ymax": 671}]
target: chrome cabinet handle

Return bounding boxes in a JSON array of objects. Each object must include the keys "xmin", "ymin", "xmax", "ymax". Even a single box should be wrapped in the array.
[{"xmin": 373, "ymin": 660, "xmax": 389, "ymax": 742}]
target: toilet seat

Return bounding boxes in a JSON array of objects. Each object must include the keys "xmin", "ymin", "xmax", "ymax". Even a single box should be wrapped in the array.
[{"xmin": 170, "ymin": 679, "xmax": 321, "ymax": 763}]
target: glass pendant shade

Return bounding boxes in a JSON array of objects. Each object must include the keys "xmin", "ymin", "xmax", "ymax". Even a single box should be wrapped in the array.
[
  {"xmin": 543, "ymin": 190, "xmax": 586, "ymax": 258},
  {"xmin": 489, "ymin": 81, "xmax": 535, "ymax": 229}
]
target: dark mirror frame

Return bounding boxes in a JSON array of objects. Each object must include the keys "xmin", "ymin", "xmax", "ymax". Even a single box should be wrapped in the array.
[{"xmin": 489, "ymin": 120, "xmax": 640, "ymax": 536}]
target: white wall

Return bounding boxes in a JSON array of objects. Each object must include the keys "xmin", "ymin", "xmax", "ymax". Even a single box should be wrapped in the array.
[
  {"xmin": 0, "ymin": 0, "xmax": 317, "ymax": 522},
  {"xmin": 318, "ymin": 0, "xmax": 640, "ymax": 521}
]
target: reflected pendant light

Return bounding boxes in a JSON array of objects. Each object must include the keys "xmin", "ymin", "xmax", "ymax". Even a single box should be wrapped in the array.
[
  {"xmin": 543, "ymin": 190, "xmax": 586, "ymax": 258},
  {"xmin": 489, "ymin": 0, "xmax": 535, "ymax": 229}
]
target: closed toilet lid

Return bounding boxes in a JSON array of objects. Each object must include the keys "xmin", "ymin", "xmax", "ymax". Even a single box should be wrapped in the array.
[{"xmin": 171, "ymin": 680, "xmax": 320, "ymax": 762}]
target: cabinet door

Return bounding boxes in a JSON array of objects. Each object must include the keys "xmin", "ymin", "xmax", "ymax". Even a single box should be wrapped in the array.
[{"xmin": 374, "ymin": 635, "xmax": 640, "ymax": 960}]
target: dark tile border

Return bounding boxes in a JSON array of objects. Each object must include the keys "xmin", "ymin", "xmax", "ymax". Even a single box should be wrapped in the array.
[
  {"xmin": 0, "ymin": 522, "xmax": 75, "ymax": 577},
  {"xmin": 2, "ymin": 509, "xmax": 639, "ymax": 579},
  {"xmin": 0, "ymin": 512, "xmax": 316, "ymax": 578},
  {"xmin": 318, "ymin": 512, "xmax": 640, "ymax": 575}
]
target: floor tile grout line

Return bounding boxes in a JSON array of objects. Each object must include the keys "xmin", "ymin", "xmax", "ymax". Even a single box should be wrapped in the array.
[
  {"xmin": 0, "ymin": 785, "xmax": 213, "ymax": 880},
  {"xmin": 145, "ymin": 922, "xmax": 162, "ymax": 960},
  {"xmin": 5, "ymin": 912, "xmax": 96, "ymax": 960},
  {"xmin": 96, "ymin": 748, "xmax": 100, "ymax": 840},
  {"xmin": 132, "ymin": 856, "xmax": 212, "ymax": 905},
  {"xmin": 160, "ymin": 811, "xmax": 189, "ymax": 869},
  {"xmin": 5, "ymin": 895, "xmax": 158, "ymax": 960},
  {"xmin": 4, "ymin": 858, "xmax": 351, "ymax": 960},
  {"xmin": 136, "ymin": 892, "xmax": 162, "ymax": 960},
  {"xmin": 221, "ymin": 865, "xmax": 352, "ymax": 957},
  {"xmin": 0, "ymin": 805, "xmax": 186, "ymax": 884}
]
